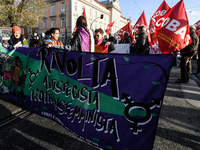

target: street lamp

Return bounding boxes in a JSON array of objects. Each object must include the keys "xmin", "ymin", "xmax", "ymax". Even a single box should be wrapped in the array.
[{"xmin": 90, "ymin": 14, "xmax": 104, "ymax": 30}]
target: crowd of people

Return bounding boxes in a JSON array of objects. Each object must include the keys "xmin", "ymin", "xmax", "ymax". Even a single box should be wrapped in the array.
[
  {"xmin": 1, "ymin": 15, "xmax": 150, "ymax": 55},
  {"xmin": 1, "ymin": 15, "xmax": 200, "ymax": 85}
]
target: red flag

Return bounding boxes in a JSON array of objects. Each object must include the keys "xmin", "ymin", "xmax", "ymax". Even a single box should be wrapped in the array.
[
  {"xmin": 149, "ymin": 0, "xmax": 170, "ymax": 46},
  {"xmin": 194, "ymin": 20, "xmax": 200, "ymax": 31},
  {"xmin": 73, "ymin": 8, "xmax": 87, "ymax": 32},
  {"xmin": 157, "ymin": 0, "xmax": 192, "ymax": 54},
  {"xmin": 117, "ymin": 22, "xmax": 134, "ymax": 41},
  {"xmin": 83, "ymin": 8, "xmax": 87, "ymax": 19},
  {"xmin": 133, "ymin": 11, "xmax": 151, "ymax": 45},
  {"xmin": 105, "ymin": 21, "xmax": 115, "ymax": 35},
  {"xmin": 133, "ymin": 11, "xmax": 148, "ymax": 34},
  {"xmin": 95, "ymin": 45, "xmax": 108, "ymax": 53}
]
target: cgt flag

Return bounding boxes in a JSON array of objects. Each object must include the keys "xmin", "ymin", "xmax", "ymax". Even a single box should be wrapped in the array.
[
  {"xmin": 117, "ymin": 22, "xmax": 134, "ymax": 41},
  {"xmin": 133, "ymin": 11, "xmax": 149, "ymax": 34},
  {"xmin": 133, "ymin": 11, "xmax": 151, "ymax": 45},
  {"xmin": 194, "ymin": 20, "xmax": 200, "ymax": 31},
  {"xmin": 105, "ymin": 21, "xmax": 115, "ymax": 35},
  {"xmin": 157, "ymin": 0, "xmax": 192, "ymax": 54},
  {"xmin": 149, "ymin": 0, "xmax": 170, "ymax": 54}
]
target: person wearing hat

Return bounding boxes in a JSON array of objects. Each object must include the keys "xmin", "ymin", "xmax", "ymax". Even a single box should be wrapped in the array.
[
  {"xmin": 175, "ymin": 25, "xmax": 199, "ymax": 83},
  {"xmin": 134, "ymin": 25, "xmax": 149, "ymax": 54},
  {"xmin": 7, "ymin": 26, "xmax": 28, "ymax": 49}
]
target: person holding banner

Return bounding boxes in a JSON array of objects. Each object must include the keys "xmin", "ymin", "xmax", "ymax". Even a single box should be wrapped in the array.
[
  {"xmin": 44, "ymin": 28, "xmax": 64, "ymax": 47},
  {"xmin": 134, "ymin": 25, "xmax": 149, "ymax": 54},
  {"xmin": 7, "ymin": 26, "xmax": 29, "ymax": 49},
  {"xmin": 94, "ymin": 28, "xmax": 115, "ymax": 52},
  {"xmin": 176, "ymin": 25, "xmax": 199, "ymax": 83},
  {"xmin": 70, "ymin": 16, "xmax": 94, "ymax": 52}
]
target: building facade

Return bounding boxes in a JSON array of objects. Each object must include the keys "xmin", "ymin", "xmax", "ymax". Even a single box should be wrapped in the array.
[{"xmin": 40, "ymin": 0, "xmax": 130, "ymax": 44}]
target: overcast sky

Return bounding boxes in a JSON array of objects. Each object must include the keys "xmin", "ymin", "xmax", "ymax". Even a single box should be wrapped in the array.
[{"xmin": 98, "ymin": 0, "xmax": 200, "ymax": 25}]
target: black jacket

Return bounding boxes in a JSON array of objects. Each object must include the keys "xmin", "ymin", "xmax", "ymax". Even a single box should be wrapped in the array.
[
  {"xmin": 135, "ymin": 31, "xmax": 149, "ymax": 54},
  {"xmin": 69, "ymin": 31, "xmax": 81, "ymax": 51},
  {"xmin": 181, "ymin": 31, "xmax": 199, "ymax": 57},
  {"xmin": 99, "ymin": 38, "xmax": 115, "ymax": 52},
  {"xmin": 108, "ymin": 36, "xmax": 116, "ymax": 44},
  {"xmin": 122, "ymin": 36, "xmax": 132, "ymax": 44}
]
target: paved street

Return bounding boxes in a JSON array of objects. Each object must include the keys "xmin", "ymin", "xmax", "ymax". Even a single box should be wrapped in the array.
[{"xmin": 0, "ymin": 60, "xmax": 200, "ymax": 150}]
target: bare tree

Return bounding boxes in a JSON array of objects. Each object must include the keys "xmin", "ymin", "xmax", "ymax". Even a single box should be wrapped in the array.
[{"xmin": 0, "ymin": 0, "xmax": 47, "ymax": 27}]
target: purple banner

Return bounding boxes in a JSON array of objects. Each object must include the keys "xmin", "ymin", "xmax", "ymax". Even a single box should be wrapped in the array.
[{"xmin": 0, "ymin": 45, "xmax": 174, "ymax": 150}]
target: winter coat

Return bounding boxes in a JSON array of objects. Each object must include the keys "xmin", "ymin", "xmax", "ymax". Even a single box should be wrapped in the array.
[
  {"xmin": 70, "ymin": 26, "xmax": 94, "ymax": 52},
  {"xmin": 135, "ymin": 31, "xmax": 149, "ymax": 54},
  {"xmin": 7, "ymin": 36, "xmax": 28, "ymax": 49},
  {"xmin": 181, "ymin": 31, "xmax": 199, "ymax": 57},
  {"xmin": 44, "ymin": 38, "xmax": 64, "ymax": 46},
  {"xmin": 122, "ymin": 36, "xmax": 132, "ymax": 44}
]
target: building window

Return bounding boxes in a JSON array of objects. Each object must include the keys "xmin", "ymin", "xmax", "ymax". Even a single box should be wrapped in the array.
[
  {"xmin": 82, "ymin": 6, "xmax": 85, "ymax": 13},
  {"xmin": 51, "ymin": 19, "xmax": 56, "ymax": 28},
  {"xmin": 90, "ymin": 9, "xmax": 92, "ymax": 17},
  {"xmin": 60, "ymin": 32, "xmax": 65, "ymax": 44},
  {"xmin": 51, "ymin": 4, "xmax": 56, "ymax": 14},
  {"xmin": 43, "ymin": 20, "xmax": 47, "ymax": 29},
  {"xmin": 95, "ymin": 11, "xmax": 97, "ymax": 18},
  {"xmin": 61, "ymin": 2, "xmax": 65, "ymax": 12},
  {"xmin": 75, "ymin": 2, "xmax": 77, "ymax": 11},
  {"xmin": 28, "ymin": 28, "xmax": 32, "ymax": 35},
  {"xmin": 74, "ymin": 17, "xmax": 77, "ymax": 28},
  {"xmin": 43, "ymin": 8, "xmax": 46, "ymax": 16},
  {"xmin": 35, "ymin": 29, "xmax": 39, "ymax": 34},
  {"xmin": 20, "ymin": 28, "xmax": 24, "ymax": 35},
  {"xmin": 61, "ymin": 18, "xmax": 65, "ymax": 28}
]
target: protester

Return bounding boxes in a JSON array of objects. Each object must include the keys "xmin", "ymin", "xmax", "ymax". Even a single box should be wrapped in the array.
[
  {"xmin": 134, "ymin": 25, "xmax": 149, "ymax": 54},
  {"xmin": 121, "ymin": 32, "xmax": 132, "ymax": 44},
  {"xmin": 29, "ymin": 33, "xmax": 40, "ymax": 47},
  {"xmin": 43, "ymin": 30, "xmax": 51, "ymax": 45},
  {"xmin": 175, "ymin": 25, "xmax": 199, "ymax": 83},
  {"xmin": 108, "ymin": 33, "xmax": 116, "ymax": 44},
  {"xmin": 38, "ymin": 32, "xmax": 45, "ymax": 47},
  {"xmin": 69, "ymin": 16, "xmax": 94, "ymax": 52},
  {"xmin": 193, "ymin": 34, "xmax": 200, "ymax": 75},
  {"xmin": 7, "ymin": 26, "xmax": 28, "ymax": 49},
  {"xmin": 104, "ymin": 35, "xmax": 108, "ymax": 41},
  {"xmin": 94, "ymin": 28, "xmax": 115, "ymax": 52},
  {"xmin": 44, "ymin": 27, "xmax": 64, "ymax": 47},
  {"xmin": 66, "ymin": 35, "xmax": 73, "ymax": 45}
]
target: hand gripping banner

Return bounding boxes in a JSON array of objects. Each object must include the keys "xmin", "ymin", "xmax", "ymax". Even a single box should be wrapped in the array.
[{"xmin": 0, "ymin": 45, "xmax": 174, "ymax": 150}]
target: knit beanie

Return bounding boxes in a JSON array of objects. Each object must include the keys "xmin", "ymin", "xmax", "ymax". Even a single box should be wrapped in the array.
[{"xmin": 12, "ymin": 26, "xmax": 21, "ymax": 34}]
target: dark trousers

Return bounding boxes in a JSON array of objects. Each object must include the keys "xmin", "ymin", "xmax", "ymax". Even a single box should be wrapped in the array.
[
  {"xmin": 180, "ymin": 57, "xmax": 192, "ymax": 82},
  {"xmin": 196, "ymin": 58, "xmax": 200, "ymax": 73}
]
